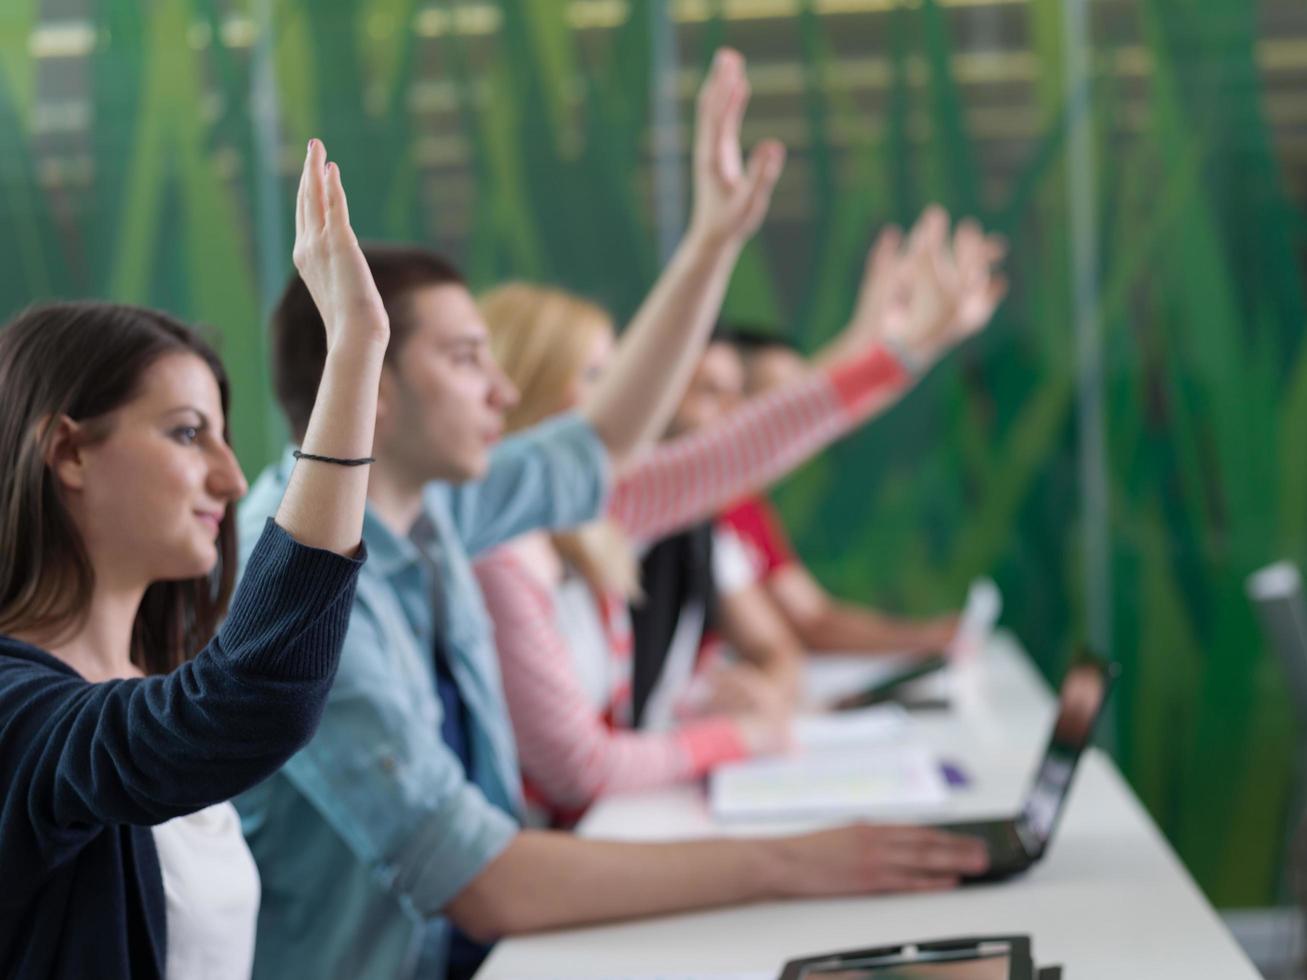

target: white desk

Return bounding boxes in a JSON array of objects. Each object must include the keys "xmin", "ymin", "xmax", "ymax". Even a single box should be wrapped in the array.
[{"xmin": 481, "ymin": 636, "xmax": 1260, "ymax": 979}]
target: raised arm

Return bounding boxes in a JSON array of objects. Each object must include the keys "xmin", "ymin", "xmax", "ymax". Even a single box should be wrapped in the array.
[
  {"xmin": 817, "ymin": 206, "xmax": 1007, "ymax": 373},
  {"xmin": 605, "ymin": 346, "xmax": 907, "ymax": 542},
  {"xmin": 274, "ymin": 139, "xmax": 390, "ymax": 556},
  {"xmin": 1, "ymin": 523, "xmax": 363, "ymax": 878},
  {"xmin": 607, "ymin": 209, "xmax": 1008, "ymax": 543},
  {"xmin": 2, "ymin": 138, "xmax": 386, "ymax": 873},
  {"xmin": 580, "ymin": 49, "xmax": 784, "ymax": 466}
]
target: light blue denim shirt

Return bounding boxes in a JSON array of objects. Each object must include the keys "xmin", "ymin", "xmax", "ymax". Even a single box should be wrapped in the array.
[{"xmin": 233, "ymin": 413, "xmax": 609, "ymax": 980}]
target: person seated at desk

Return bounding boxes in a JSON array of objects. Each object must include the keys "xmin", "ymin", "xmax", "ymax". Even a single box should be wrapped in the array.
[
  {"xmin": 625, "ymin": 340, "xmax": 810, "ymax": 719},
  {"xmin": 0, "ymin": 141, "xmax": 380, "ymax": 980},
  {"xmin": 233, "ymin": 50, "xmax": 1001, "ymax": 980},
  {"xmin": 718, "ymin": 326, "xmax": 961, "ymax": 658}
]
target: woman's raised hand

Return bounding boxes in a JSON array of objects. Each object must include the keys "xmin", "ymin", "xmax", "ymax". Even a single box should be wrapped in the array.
[
  {"xmin": 876, "ymin": 208, "xmax": 1007, "ymax": 371},
  {"xmin": 292, "ymin": 139, "xmax": 390, "ymax": 356},
  {"xmin": 686, "ymin": 49, "xmax": 786, "ymax": 251},
  {"xmin": 823, "ymin": 208, "xmax": 1007, "ymax": 372},
  {"xmin": 273, "ymin": 139, "xmax": 389, "ymax": 556}
]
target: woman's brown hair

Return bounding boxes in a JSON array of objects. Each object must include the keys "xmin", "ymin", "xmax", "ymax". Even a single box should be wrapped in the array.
[{"xmin": 0, "ymin": 301, "xmax": 238, "ymax": 675}]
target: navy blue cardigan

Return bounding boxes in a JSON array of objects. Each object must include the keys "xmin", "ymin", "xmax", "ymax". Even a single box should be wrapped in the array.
[{"xmin": 0, "ymin": 520, "xmax": 364, "ymax": 980}]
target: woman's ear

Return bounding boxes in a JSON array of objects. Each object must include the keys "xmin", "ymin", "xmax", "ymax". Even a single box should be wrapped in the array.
[{"xmin": 43, "ymin": 416, "xmax": 89, "ymax": 492}]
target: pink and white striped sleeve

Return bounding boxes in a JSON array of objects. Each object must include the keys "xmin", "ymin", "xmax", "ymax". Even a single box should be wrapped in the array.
[
  {"xmin": 606, "ymin": 345, "xmax": 910, "ymax": 542},
  {"xmin": 474, "ymin": 548, "xmax": 747, "ymax": 812}
]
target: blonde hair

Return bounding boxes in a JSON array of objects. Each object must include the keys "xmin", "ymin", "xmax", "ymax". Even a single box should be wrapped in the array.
[{"xmin": 480, "ymin": 283, "xmax": 642, "ymax": 599}]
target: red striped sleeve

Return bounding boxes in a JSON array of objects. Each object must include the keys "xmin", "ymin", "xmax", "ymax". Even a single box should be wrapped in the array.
[
  {"xmin": 677, "ymin": 717, "xmax": 749, "ymax": 772},
  {"xmin": 474, "ymin": 547, "xmax": 749, "ymax": 814},
  {"xmin": 606, "ymin": 344, "xmax": 911, "ymax": 542}
]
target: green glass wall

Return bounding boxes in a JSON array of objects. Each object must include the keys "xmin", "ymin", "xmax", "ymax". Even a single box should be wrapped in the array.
[{"xmin": 2, "ymin": 0, "xmax": 1304, "ymax": 907}]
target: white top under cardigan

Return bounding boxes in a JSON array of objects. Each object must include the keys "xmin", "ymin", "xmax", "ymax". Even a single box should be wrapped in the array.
[{"xmin": 152, "ymin": 801, "xmax": 260, "ymax": 980}]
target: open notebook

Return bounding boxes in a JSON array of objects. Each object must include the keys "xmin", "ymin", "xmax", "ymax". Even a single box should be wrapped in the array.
[
  {"xmin": 709, "ymin": 705, "xmax": 946, "ymax": 823},
  {"xmin": 709, "ymin": 740, "xmax": 948, "ymax": 823}
]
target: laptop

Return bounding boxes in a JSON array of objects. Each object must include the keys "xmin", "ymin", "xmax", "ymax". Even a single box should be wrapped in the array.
[{"xmin": 934, "ymin": 652, "xmax": 1119, "ymax": 882}]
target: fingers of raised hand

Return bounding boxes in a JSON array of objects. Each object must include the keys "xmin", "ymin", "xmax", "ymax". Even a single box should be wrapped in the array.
[
  {"xmin": 695, "ymin": 49, "xmax": 744, "ymax": 177},
  {"xmin": 293, "ymin": 140, "xmax": 332, "ymax": 272},
  {"xmin": 738, "ymin": 139, "xmax": 785, "ymax": 234},
  {"xmin": 955, "ymin": 230, "xmax": 1009, "ymax": 334},
  {"xmin": 293, "ymin": 142, "xmax": 360, "ymax": 271},
  {"xmin": 953, "ymin": 218, "xmax": 986, "ymax": 275},
  {"xmin": 717, "ymin": 71, "xmax": 750, "ymax": 187},
  {"xmin": 908, "ymin": 205, "xmax": 950, "ymax": 258},
  {"xmin": 295, "ymin": 144, "xmax": 311, "ymax": 240},
  {"xmin": 307, "ymin": 140, "xmax": 328, "ymax": 231},
  {"xmin": 868, "ymin": 225, "xmax": 904, "ymax": 277},
  {"xmin": 857, "ymin": 226, "xmax": 906, "ymax": 311},
  {"xmin": 324, "ymin": 161, "xmax": 353, "ymax": 239}
]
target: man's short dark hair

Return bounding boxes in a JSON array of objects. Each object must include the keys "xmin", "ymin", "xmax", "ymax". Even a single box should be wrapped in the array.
[{"xmin": 272, "ymin": 243, "xmax": 465, "ymax": 441}]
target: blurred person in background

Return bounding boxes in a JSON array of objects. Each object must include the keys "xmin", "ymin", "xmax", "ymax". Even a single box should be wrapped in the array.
[
  {"xmin": 718, "ymin": 326, "xmax": 961, "ymax": 658},
  {"xmin": 476, "ymin": 208, "xmax": 994, "ymax": 821},
  {"xmin": 631, "ymin": 219, "xmax": 1002, "ymax": 725}
]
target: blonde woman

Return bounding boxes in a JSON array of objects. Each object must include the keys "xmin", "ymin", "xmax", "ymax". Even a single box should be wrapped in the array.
[{"xmin": 474, "ymin": 208, "xmax": 1006, "ymax": 821}]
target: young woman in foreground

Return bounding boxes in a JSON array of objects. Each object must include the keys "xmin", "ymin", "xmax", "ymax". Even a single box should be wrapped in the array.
[{"xmin": 0, "ymin": 139, "xmax": 388, "ymax": 980}]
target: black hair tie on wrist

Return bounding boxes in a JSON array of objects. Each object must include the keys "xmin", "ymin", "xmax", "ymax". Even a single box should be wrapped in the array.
[{"xmin": 293, "ymin": 449, "xmax": 376, "ymax": 467}]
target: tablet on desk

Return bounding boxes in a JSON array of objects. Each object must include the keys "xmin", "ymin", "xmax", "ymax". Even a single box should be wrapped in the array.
[
  {"xmin": 830, "ymin": 653, "xmax": 949, "ymax": 711},
  {"xmin": 779, "ymin": 935, "xmax": 1034, "ymax": 980},
  {"xmin": 828, "ymin": 579, "xmax": 1003, "ymax": 712}
]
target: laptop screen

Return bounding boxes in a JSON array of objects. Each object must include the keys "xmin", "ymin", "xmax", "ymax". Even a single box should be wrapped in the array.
[{"xmin": 1019, "ymin": 655, "xmax": 1116, "ymax": 845}]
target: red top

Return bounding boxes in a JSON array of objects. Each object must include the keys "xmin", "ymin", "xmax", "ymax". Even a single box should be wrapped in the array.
[{"xmin": 719, "ymin": 495, "xmax": 796, "ymax": 581}]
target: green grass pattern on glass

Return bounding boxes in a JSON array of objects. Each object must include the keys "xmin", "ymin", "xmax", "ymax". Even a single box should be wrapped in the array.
[{"xmin": 0, "ymin": 0, "xmax": 1302, "ymax": 908}]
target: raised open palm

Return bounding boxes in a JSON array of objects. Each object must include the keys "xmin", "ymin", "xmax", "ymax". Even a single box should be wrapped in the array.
[
  {"xmin": 687, "ymin": 49, "xmax": 787, "ymax": 249},
  {"xmin": 826, "ymin": 207, "xmax": 1007, "ymax": 371},
  {"xmin": 292, "ymin": 139, "xmax": 390, "ymax": 355}
]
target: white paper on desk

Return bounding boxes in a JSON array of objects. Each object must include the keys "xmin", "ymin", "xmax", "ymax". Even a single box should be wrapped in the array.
[
  {"xmin": 792, "ymin": 703, "xmax": 910, "ymax": 750},
  {"xmin": 948, "ymin": 577, "xmax": 1002, "ymax": 663},
  {"xmin": 710, "ymin": 742, "xmax": 948, "ymax": 822}
]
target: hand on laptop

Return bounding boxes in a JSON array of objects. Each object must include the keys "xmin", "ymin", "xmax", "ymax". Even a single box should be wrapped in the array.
[{"xmin": 765, "ymin": 823, "xmax": 990, "ymax": 895}]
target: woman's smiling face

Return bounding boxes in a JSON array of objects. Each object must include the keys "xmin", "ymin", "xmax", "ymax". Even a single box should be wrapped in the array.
[{"xmin": 56, "ymin": 351, "xmax": 248, "ymax": 587}]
